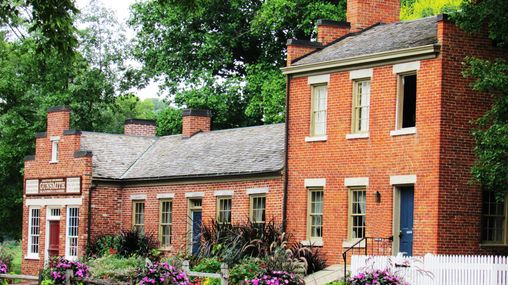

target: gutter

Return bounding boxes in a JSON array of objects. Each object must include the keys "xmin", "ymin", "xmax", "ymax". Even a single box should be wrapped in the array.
[
  {"xmin": 282, "ymin": 74, "xmax": 291, "ymax": 232},
  {"xmin": 87, "ymin": 182, "xmax": 96, "ymax": 249},
  {"xmin": 281, "ymin": 44, "xmax": 440, "ymax": 75}
]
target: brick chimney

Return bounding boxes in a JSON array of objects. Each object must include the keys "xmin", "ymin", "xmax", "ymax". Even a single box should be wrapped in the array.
[
  {"xmin": 286, "ymin": 39, "xmax": 322, "ymax": 66},
  {"xmin": 124, "ymin": 119, "xmax": 157, "ymax": 137},
  {"xmin": 347, "ymin": 0, "xmax": 400, "ymax": 32},
  {"xmin": 47, "ymin": 106, "xmax": 71, "ymax": 136},
  {"xmin": 182, "ymin": 109, "xmax": 212, "ymax": 138},
  {"xmin": 317, "ymin": 20, "xmax": 351, "ymax": 45}
]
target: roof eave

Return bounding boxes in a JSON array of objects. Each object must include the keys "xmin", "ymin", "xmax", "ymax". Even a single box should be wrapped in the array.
[{"xmin": 281, "ymin": 44, "xmax": 441, "ymax": 75}]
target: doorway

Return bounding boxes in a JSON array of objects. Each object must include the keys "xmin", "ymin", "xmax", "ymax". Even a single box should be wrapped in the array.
[
  {"xmin": 393, "ymin": 186, "xmax": 414, "ymax": 256},
  {"xmin": 48, "ymin": 221, "xmax": 60, "ymax": 259},
  {"xmin": 188, "ymin": 199, "xmax": 203, "ymax": 255}
]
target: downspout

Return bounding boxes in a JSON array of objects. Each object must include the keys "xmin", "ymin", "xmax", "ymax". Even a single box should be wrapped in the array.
[
  {"xmin": 87, "ymin": 182, "xmax": 96, "ymax": 248},
  {"xmin": 282, "ymin": 74, "xmax": 291, "ymax": 232}
]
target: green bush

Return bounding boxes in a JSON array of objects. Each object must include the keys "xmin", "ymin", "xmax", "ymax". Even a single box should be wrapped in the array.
[
  {"xmin": 326, "ymin": 281, "xmax": 347, "ymax": 285},
  {"xmin": 192, "ymin": 257, "xmax": 222, "ymax": 273},
  {"xmin": 230, "ymin": 258, "xmax": 265, "ymax": 284},
  {"xmin": 86, "ymin": 230, "xmax": 159, "ymax": 259},
  {"xmin": 86, "ymin": 235, "xmax": 122, "ymax": 258},
  {"xmin": 0, "ymin": 241, "xmax": 21, "ymax": 273},
  {"xmin": 86, "ymin": 254, "xmax": 144, "ymax": 282}
]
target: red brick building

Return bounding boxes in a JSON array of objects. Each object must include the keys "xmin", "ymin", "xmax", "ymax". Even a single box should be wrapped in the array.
[
  {"xmin": 21, "ymin": 107, "xmax": 284, "ymax": 275},
  {"xmin": 283, "ymin": 0, "xmax": 508, "ymax": 264}
]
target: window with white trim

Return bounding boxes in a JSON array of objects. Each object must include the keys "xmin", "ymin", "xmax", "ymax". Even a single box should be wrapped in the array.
[
  {"xmin": 159, "ymin": 200, "xmax": 173, "ymax": 248},
  {"xmin": 50, "ymin": 137, "xmax": 59, "ymax": 162},
  {"xmin": 352, "ymin": 80, "xmax": 370, "ymax": 133},
  {"xmin": 66, "ymin": 207, "xmax": 79, "ymax": 259},
  {"xmin": 217, "ymin": 197, "xmax": 232, "ymax": 224},
  {"xmin": 349, "ymin": 188, "xmax": 366, "ymax": 239},
  {"xmin": 250, "ymin": 195, "xmax": 266, "ymax": 224},
  {"xmin": 397, "ymin": 74, "xmax": 417, "ymax": 129},
  {"xmin": 28, "ymin": 207, "xmax": 40, "ymax": 258},
  {"xmin": 481, "ymin": 191, "xmax": 507, "ymax": 244},
  {"xmin": 133, "ymin": 201, "xmax": 145, "ymax": 235},
  {"xmin": 307, "ymin": 189, "xmax": 323, "ymax": 241},
  {"xmin": 310, "ymin": 85, "xmax": 328, "ymax": 136}
]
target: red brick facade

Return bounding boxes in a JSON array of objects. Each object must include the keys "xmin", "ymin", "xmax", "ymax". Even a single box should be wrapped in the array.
[
  {"xmin": 317, "ymin": 21, "xmax": 350, "ymax": 45},
  {"xmin": 347, "ymin": 0, "xmax": 400, "ymax": 31},
  {"xmin": 182, "ymin": 109, "xmax": 212, "ymax": 137},
  {"xmin": 124, "ymin": 119, "xmax": 157, "ymax": 137}
]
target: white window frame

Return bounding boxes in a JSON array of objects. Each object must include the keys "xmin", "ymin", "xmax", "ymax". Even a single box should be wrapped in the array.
[
  {"xmin": 307, "ymin": 188, "xmax": 324, "ymax": 243},
  {"xmin": 50, "ymin": 136, "xmax": 60, "ymax": 163},
  {"xmin": 65, "ymin": 207, "xmax": 79, "ymax": 260},
  {"xmin": 310, "ymin": 84, "xmax": 328, "ymax": 137},
  {"xmin": 351, "ymin": 79, "xmax": 371, "ymax": 134},
  {"xmin": 159, "ymin": 199, "xmax": 173, "ymax": 249},
  {"xmin": 27, "ymin": 207, "xmax": 41, "ymax": 259}
]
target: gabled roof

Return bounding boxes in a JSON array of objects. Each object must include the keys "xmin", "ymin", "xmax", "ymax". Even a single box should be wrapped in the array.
[
  {"xmin": 293, "ymin": 16, "xmax": 438, "ymax": 66},
  {"xmin": 80, "ymin": 124, "xmax": 285, "ymax": 181}
]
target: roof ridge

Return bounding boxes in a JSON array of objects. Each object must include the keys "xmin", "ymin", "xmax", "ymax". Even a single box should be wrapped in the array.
[{"xmin": 119, "ymin": 137, "xmax": 159, "ymax": 179}]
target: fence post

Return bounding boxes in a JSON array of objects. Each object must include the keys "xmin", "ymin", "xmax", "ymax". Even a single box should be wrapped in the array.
[
  {"xmin": 220, "ymin": 263, "xmax": 229, "ymax": 285},
  {"xmin": 65, "ymin": 269, "xmax": 73, "ymax": 285},
  {"xmin": 183, "ymin": 260, "xmax": 190, "ymax": 273},
  {"xmin": 38, "ymin": 270, "xmax": 43, "ymax": 285}
]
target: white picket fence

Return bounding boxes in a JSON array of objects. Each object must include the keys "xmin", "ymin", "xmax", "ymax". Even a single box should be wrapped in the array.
[{"xmin": 351, "ymin": 254, "xmax": 508, "ymax": 285}]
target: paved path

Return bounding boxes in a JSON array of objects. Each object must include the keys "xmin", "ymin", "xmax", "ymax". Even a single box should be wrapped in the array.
[{"xmin": 304, "ymin": 264, "xmax": 348, "ymax": 285}]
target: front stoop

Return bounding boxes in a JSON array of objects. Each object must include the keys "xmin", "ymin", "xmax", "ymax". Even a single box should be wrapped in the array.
[{"xmin": 304, "ymin": 264, "xmax": 346, "ymax": 285}]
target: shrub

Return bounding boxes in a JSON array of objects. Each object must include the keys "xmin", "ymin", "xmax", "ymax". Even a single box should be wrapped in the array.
[
  {"xmin": 290, "ymin": 243, "xmax": 326, "ymax": 274},
  {"xmin": 262, "ymin": 246, "xmax": 305, "ymax": 276},
  {"xmin": 87, "ymin": 254, "xmax": 144, "ymax": 282},
  {"xmin": 229, "ymin": 258, "xmax": 265, "ymax": 284},
  {"xmin": 248, "ymin": 270, "xmax": 303, "ymax": 285},
  {"xmin": 118, "ymin": 229, "xmax": 160, "ymax": 259},
  {"xmin": 348, "ymin": 269, "xmax": 409, "ymax": 285},
  {"xmin": 86, "ymin": 235, "xmax": 122, "ymax": 258},
  {"xmin": 192, "ymin": 258, "xmax": 222, "ymax": 273},
  {"xmin": 0, "ymin": 260, "xmax": 7, "ymax": 274},
  {"xmin": 49, "ymin": 258, "xmax": 90, "ymax": 284},
  {"xmin": 137, "ymin": 261, "xmax": 189, "ymax": 285},
  {"xmin": 0, "ymin": 241, "xmax": 17, "ymax": 271}
]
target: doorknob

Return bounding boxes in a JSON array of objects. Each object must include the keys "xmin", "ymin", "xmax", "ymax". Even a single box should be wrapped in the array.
[{"xmin": 399, "ymin": 230, "xmax": 403, "ymax": 238}]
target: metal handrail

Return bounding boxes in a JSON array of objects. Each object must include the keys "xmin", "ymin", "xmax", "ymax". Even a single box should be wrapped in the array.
[{"xmin": 341, "ymin": 236, "xmax": 393, "ymax": 280}]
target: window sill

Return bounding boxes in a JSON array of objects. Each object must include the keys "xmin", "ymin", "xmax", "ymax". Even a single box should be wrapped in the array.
[
  {"xmin": 301, "ymin": 239, "xmax": 323, "ymax": 247},
  {"xmin": 159, "ymin": 247, "xmax": 173, "ymax": 252},
  {"xmin": 346, "ymin": 133, "xmax": 369, "ymax": 140},
  {"xmin": 49, "ymin": 160, "xmax": 58, "ymax": 164},
  {"xmin": 305, "ymin": 136, "xmax": 327, "ymax": 142},
  {"xmin": 480, "ymin": 243, "xmax": 508, "ymax": 247},
  {"xmin": 390, "ymin": 127, "xmax": 416, "ymax": 137},
  {"xmin": 24, "ymin": 255, "xmax": 39, "ymax": 260},
  {"xmin": 342, "ymin": 239, "xmax": 365, "ymax": 248}
]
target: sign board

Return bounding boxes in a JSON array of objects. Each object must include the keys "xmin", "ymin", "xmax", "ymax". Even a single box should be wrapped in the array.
[{"xmin": 39, "ymin": 178, "xmax": 66, "ymax": 194}]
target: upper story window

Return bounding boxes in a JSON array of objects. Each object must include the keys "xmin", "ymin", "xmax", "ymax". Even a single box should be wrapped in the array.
[
  {"xmin": 352, "ymin": 80, "xmax": 371, "ymax": 134},
  {"xmin": 310, "ymin": 85, "xmax": 328, "ymax": 137},
  {"xmin": 50, "ymin": 136, "xmax": 60, "ymax": 163},
  {"xmin": 217, "ymin": 197, "xmax": 232, "ymax": 224},
  {"xmin": 397, "ymin": 73, "xmax": 417, "ymax": 129},
  {"xmin": 482, "ymin": 191, "xmax": 507, "ymax": 244}
]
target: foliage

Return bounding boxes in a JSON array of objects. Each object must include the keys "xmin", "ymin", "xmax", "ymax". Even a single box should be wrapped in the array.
[
  {"xmin": 247, "ymin": 270, "xmax": 303, "ymax": 285},
  {"xmin": 290, "ymin": 243, "xmax": 326, "ymax": 274},
  {"xmin": 129, "ymin": 0, "xmax": 346, "ymax": 127},
  {"xmin": 86, "ymin": 235, "xmax": 123, "ymax": 258},
  {"xmin": 137, "ymin": 261, "xmax": 190, "ymax": 285},
  {"xmin": 86, "ymin": 254, "xmax": 144, "ymax": 282},
  {"xmin": 326, "ymin": 282, "xmax": 347, "ymax": 285},
  {"xmin": 462, "ymin": 58, "xmax": 508, "ymax": 199},
  {"xmin": 400, "ymin": 0, "xmax": 463, "ymax": 20},
  {"xmin": 347, "ymin": 269, "xmax": 409, "ymax": 285},
  {"xmin": 229, "ymin": 258, "xmax": 266, "ymax": 284},
  {"xmin": 262, "ymin": 245, "xmax": 306, "ymax": 276},
  {"xmin": 0, "ymin": 260, "xmax": 7, "ymax": 274},
  {"xmin": 156, "ymin": 107, "xmax": 183, "ymax": 136},
  {"xmin": 192, "ymin": 258, "xmax": 222, "ymax": 273},
  {"xmin": 49, "ymin": 258, "xmax": 90, "ymax": 284},
  {"xmin": 0, "ymin": 241, "xmax": 20, "ymax": 274},
  {"xmin": 117, "ymin": 230, "xmax": 160, "ymax": 259}
]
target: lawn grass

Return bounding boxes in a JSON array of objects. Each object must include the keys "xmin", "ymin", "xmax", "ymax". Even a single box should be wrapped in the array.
[{"xmin": 0, "ymin": 240, "xmax": 22, "ymax": 274}]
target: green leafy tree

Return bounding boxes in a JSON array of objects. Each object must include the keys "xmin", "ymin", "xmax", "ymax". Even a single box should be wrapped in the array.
[
  {"xmin": 129, "ymin": 0, "xmax": 345, "ymax": 128},
  {"xmin": 400, "ymin": 0, "xmax": 463, "ymax": 20}
]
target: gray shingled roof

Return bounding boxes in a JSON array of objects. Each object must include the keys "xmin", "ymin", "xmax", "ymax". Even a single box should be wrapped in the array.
[
  {"xmin": 80, "ymin": 124, "xmax": 285, "ymax": 180},
  {"xmin": 294, "ymin": 16, "xmax": 438, "ymax": 66}
]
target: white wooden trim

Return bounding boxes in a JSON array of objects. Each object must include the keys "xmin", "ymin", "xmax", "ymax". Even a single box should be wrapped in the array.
[
  {"xmin": 305, "ymin": 135, "xmax": 327, "ymax": 142},
  {"xmin": 156, "ymin": 193, "xmax": 175, "ymax": 199},
  {"xmin": 26, "ymin": 198, "xmax": 82, "ymax": 207},
  {"xmin": 349, "ymin": 68, "xmax": 373, "ymax": 80},
  {"xmin": 393, "ymin": 61, "xmax": 420, "ymax": 74},
  {"xmin": 390, "ymin": 175, "xmax": 417, "ymax": 185},
  {"xmin": 25, "ymin": 179, "xmax": 39, "ymax": 194},
  {"xmin": 130, "ymin": 194, "xmax": 147, "ymax": 200},
  {"xmin": 308, "ymin": 74, "xmax": 330, "ymax": 85},
  {"xmin": 214, "ymin": 190, "xmax": 234, "ymax": 197},
  {"xmin": 346, "ymin": 133, "xmax": 369, "ymax": 139},
  {"xmin": 300, "ymin": 239, "xmax": 323, "ymax": 246},
  {"xmin": 50, "ymin": 136, "xmax": 60, "ymax": 141},
  {"xmin": 185, "ymin": 192, "xmax": 205, "ymax": 198},
  {"xmin": 26, "ymin": 206, "xmax": 40, "ymax": 260},
  {"xmin": 246, "ymin": 187, "xmax": 269, "ymax": 195},
  {"xmin": 390, "ymin": 127, "xmax": 417, "ymax": 136},
  {"xmin": 305, "ymin": 178, "xmax": 326, "ymax": 188},
  {"xmin": 344, "ymin": 177, "xmax": 369, "ymax": 187}
]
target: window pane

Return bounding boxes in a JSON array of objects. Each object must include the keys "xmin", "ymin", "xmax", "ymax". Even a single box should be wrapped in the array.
[
  {"xmin": 354, "ymin": 80, "xmax": 370, "ymax": 133},
  {"xmin": 133, "ymin": 202, "xmax": 145, "ymax": 235},
  {"xmin": 29, "ymin": 208, "xmax": 40, "ymax": 255},
  {"xmin": 67, "ymin": 207, "xmax": 79, "ymax": 258},
  {"xmin": 401, "ymin": 74, "xmax": 417, "ymax": 128},
  {"xmin": 481, "ymin": 191, "xmax": 505, "ymax": 242},
  {"xmin": 218, "ymin": 198, "xmax": 232, "ymax": 223},
  {"xmin": 350, "ymin": 189, "xmax": 366, "ymax": 239},
  {"xmin": 309, "ymin": 190, "xmax": 324, "ymax": 238},
  {"xmin": 312, "ymin": 85, "xmax": 327, "ymax": 136}
]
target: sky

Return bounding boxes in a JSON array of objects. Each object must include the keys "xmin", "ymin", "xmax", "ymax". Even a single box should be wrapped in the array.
[{"xmin": 75, "ymin": 0, "xmax": 160, "ymax": 100}]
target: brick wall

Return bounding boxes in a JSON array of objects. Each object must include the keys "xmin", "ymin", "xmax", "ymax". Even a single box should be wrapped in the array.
[
  {"xmin": 347, "ymin": 0, "xmax": 400, "ymax": 31},
  {"xmin": 182, "ymin": 110, "xmax": 212, "ymax": 137},
  {"xmin": 317, "ymin": 21, "xmax": 350, "ymax": 45},
  {"xmin": 124, "ymin": 119, "xmax": 156, "ymax": 137},
  {"xmin": 22, "ymin": 107, "xmax": 92, "ymax": 275}
]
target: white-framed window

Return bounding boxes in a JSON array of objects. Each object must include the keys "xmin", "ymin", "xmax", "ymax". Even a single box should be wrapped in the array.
[
  {"xmin": 132, "ymin": 201, "xmax": 145, "ymax": 235},
  {"xmin": 310, "ymin": 85, "xmax": 328, "ymax": 137},
  {"xmin": 352, "ymin": 80, "xmax": 371, "ymax": 133},
  {"xmin": 66, "ymin": 207, "xmax": 79, "ymax": 259},
  {"xmin": 250, "ymin": 195, "xmax": 266, "ymax": 224},
  {"xmin": 27, "ymin": 207, "xmax": 40, "ymax": 258},
  {"xmin": 349, "ymin": 188, "xmax": 366, "ymax": 240},
  {"xmin": 50, "ymin": 137, "xmax": 60, "ymax": 163},
  {"xmin": 159, "ymin": 200, "xmax": 172, "ymax": 248},
  {"xmin": 307, "ymin": 188, "xmax": 324, "ymax": 241},
  {"xmin": 217, "ymin": 197, "xmax": 232, "ymax": 224},
  {"xmin": 396, "ymin": 73, "xmax": 417, "ymax": 129},
  {"xmin": 481, "ymin": 191, "xmax": 507, "ymax": 244}
]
